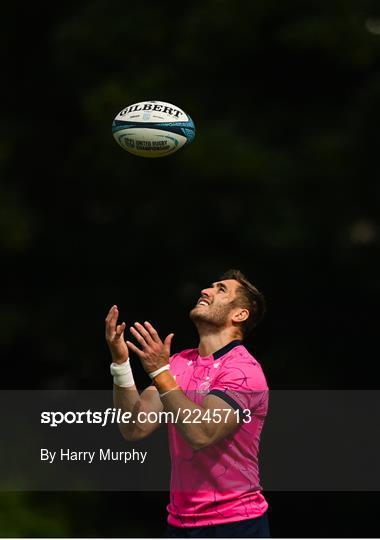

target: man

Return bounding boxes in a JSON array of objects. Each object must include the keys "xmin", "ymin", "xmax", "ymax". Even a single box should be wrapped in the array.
[{"xmin": 105, "ymin": 269, "xmax": 269, "ymax": 538}]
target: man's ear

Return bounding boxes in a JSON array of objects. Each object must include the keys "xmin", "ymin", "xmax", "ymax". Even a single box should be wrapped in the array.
[{"xmin": 232, "ymin": 308, "xmax": 249, "ymax": 324}]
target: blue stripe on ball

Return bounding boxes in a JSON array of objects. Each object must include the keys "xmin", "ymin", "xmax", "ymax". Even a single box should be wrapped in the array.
[{"xmin": 112, "ymin": 120, "xmax": 195, "ymax": 143}]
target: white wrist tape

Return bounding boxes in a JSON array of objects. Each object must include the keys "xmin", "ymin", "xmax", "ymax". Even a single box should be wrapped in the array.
[
  {"xmin": 110, "ymin": 359, "xmax": 135, "ymax": 388},
  {"xmin": 148, "ymin": 364, "xmax": 170, "ymax": 380}
]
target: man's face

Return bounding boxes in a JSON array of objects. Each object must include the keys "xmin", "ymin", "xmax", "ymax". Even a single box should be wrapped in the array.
[{"xmin": 190, "ymin": 279, "xmax": 242, "ymax": 328}]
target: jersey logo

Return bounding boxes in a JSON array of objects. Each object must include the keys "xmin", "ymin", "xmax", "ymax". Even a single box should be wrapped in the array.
[{"xmin": 197, "ymin": 377, "xmax": 211, "ymax": 395}]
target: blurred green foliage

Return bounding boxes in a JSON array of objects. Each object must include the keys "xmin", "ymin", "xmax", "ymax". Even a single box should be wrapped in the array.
[{"xmin": 0, "ymin": 493, "xmax": 70, "ymax": 537}]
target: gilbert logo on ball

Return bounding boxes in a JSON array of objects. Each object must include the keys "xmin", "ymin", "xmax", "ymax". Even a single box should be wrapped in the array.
[{"xmin": 112, "ymin": 100, "xmax": 195, "ymax": 158}]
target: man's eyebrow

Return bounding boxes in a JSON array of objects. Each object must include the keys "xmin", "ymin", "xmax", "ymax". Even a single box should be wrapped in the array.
[{"xmin": 212, "ymin": 281, "xmax": 228, "ymax": 291}]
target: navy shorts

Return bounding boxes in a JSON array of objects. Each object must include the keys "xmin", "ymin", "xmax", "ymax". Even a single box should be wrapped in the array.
[{"xmin": 164, "ymin": 512, "xmax": 270, "ymax": 538}]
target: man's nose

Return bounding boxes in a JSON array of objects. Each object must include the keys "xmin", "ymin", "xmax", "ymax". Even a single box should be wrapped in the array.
[{"xmin": 200, "ymin": 288, "xmax": 212, "ymax": 298}]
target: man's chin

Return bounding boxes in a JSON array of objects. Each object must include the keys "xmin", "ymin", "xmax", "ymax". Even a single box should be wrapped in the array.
[{"xmin": 189, "ymin": 307, "xmax": 206, "ymax": 322}]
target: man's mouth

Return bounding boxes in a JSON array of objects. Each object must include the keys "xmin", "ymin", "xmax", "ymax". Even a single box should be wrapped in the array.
[{"xmin": 196, "ymin": 297, "xmax": 210, "ymax": 307}]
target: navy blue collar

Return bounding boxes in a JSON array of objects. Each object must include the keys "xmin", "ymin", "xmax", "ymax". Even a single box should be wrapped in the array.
[{"xmin": 213, "ymin": 339, "xmax": 243, "ymax": 360}]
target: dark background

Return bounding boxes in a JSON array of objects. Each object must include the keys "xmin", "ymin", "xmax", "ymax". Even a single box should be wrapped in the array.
[{"xmin": 1, "ymin": 0, "xmax": 380, "ymax": 536}]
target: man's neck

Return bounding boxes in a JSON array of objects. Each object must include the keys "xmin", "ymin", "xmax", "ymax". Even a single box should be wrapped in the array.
[{"xmin": 197, "ymin": 328, "xmax": 242, "ymax": 357}]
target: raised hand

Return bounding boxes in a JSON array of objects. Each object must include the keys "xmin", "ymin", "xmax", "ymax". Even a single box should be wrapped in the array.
[
  {"xmin": 105, "ymin": 305, "xmax": 129, "ymax": 364},
  {"xmin": 126, "ymin": 321, "xmax": 174, "ymax": 375}
]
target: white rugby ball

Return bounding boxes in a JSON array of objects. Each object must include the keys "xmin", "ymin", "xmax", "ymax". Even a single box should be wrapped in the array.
[{"xmin": 112, "ymin": 100, "xmax": 195, "ymax": 158}]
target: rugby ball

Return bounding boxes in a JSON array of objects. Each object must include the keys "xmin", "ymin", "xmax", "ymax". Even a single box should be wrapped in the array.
[{"xmin": 112, "ymin": 100, "xmax": 195, "ymax": 158}]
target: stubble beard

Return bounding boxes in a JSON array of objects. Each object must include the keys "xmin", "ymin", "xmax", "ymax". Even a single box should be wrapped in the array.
[{"xmin": 189, "ymin": 303, "xmax": 232, "ymax": 330}]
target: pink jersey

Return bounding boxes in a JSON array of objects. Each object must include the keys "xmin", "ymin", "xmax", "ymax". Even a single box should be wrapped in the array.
[{"xmin": 166, "ymin": 340, "xmax": 269, "ymax": 527}]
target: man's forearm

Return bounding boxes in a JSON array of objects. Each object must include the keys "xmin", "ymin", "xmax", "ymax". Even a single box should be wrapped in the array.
[
  {"xmin": 113, "ymin": 384, "xmax": 139, "ymax": 412},
  {"xmin": 161, "ymin": 389, "xmax": 216, "ymax": 449},
  {"xmin": 113, "ymin": 383, "xmax": 163, "ymax": 441},
  {"xmin": 113, "ymin": 379, "xmax": 204, "ymax": 445},
  {"xmin": 155, "ymin": 372, "xmax": 237, "ymax": 450},
  {"xmin": 113, "ymin": 384, "xmax": 140, "ymax": 439}
]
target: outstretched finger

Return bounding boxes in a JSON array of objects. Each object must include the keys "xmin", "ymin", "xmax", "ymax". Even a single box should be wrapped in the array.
[
  {"xmin": 105, "ymin": 305, "xmax": 118, "ymax": 339},
  {"xmin": 143, "ymin": 321, "xmax": 161, "ymax": 343},
  {"xmin": 105, "ymin": 305, "xmax": 117, "ymax": 322},
  {"xmin": 134, "ymin": 322, "xmax": 154, "ymax": 345},
  {"xmin": 115, "ymin": 322, "xmax": 126, "ymax": 338},
  {"xmin": 126, "ymin": 340, "xmax": 144, "ymax": 359},
  {"xmin": 164, "ymin": 333, "xmax": 175, "ymax": 355},
  {"xmin": 129, "ymin": 325, "xmax": 149, "ymax": 348}
]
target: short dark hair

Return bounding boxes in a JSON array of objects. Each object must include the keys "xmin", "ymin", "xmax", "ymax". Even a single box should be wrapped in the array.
[{"xmin": 219, "ymin": 269, "xmax": 266, "ymax": 337}]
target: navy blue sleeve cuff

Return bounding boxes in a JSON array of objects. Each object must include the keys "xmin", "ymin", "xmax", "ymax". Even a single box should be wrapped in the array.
[{"xmin": 208, "ymin": 389, "xmax": 245, "ymax": 417}]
